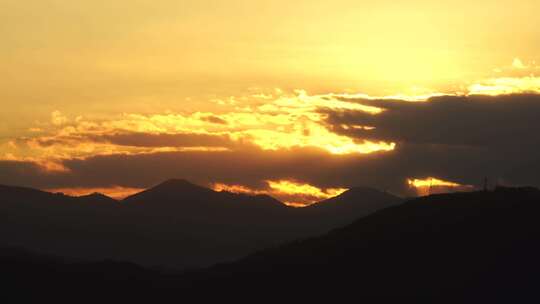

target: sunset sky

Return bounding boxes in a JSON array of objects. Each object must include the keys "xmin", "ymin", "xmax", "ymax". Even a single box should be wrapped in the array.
[{"xmin": 1, "ymin": 0, "xmax": 540, "ymax": 205}]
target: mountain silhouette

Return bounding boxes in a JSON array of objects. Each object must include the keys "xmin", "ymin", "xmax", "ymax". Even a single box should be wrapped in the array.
[
  {"xmin": 0, "ymin": 179, "xmax": 400, "ymax": 269},
  {"xmin": 124, "ymin": 178, "xmax": 216, "ymax": 203},
  {"xmin": 3, "ymin": 187, "xmax": 540, "ymax": 303},
  {"xmin": 188, "ymin": 186, "xmax": 540, "ymax": 302},
  {"xmin": 300, "ymin": 186, "xmax": 402, "ymax": 234},
  {"xmin": 123, "ymin": 178, "xmax": 285, "ymax": 214},
  {"xmin": 0, "ymin": 246, "xmax": 162, "ymax": 303},
  {"xmin": 77, "ymin": 192, "xmax": 118, "ymax": 204}
]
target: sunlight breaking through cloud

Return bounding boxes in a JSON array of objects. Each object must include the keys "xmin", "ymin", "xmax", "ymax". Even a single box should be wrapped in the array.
[
  {"xmin": 2, "ymin": 90, "xmax": 396, "ymax": 172},
  {"xmin": 213, "ymin": 180, "xmax": 348, "ymax": 207},
  {"xmin": 468, "ymin": 76, "xmax": 540, "ymax": 95},
  {"xmin": 407, "ymin": 177, "xmax": 474, "ymax": 196},
  {"xmin": 45, "ymin": 186, "xmax": 144, "ymax": 200}
]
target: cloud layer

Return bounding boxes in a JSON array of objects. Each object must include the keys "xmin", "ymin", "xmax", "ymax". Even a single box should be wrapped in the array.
[{"xmin": 1, "ymin": 89, "xmax": 540, "ymax": 201}]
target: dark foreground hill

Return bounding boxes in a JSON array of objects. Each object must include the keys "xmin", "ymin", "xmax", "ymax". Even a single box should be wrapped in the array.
[
  {"xmin": 0, "ymin": 179, "xmax": 400, "ymax": 268},
  {"xmin": 191, "ymin": 186, "xmax": 540, "ymax": 302},
  {"xmin": 3, "ymin": 187, "xmax": 540, "ymax": 303}
]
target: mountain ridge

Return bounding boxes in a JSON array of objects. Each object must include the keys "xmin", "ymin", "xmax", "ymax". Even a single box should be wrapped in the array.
[
  {"xmin": 0, "ymin": 179, "xmax": 401, "ymax": 268},
  {"xmin": 2, "ymin": 187, "xmax": 540, "ymax": 302},
  {"xmin": 175, "ymin": 186, "xmax": 540, "ymax": 302},
  {"xmin": 0, "ymin": 178, "xmax": 400, "ymax": 209}
]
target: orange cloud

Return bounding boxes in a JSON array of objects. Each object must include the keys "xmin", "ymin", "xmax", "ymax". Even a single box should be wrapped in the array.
[
  {"xmin": 46, "ymin": 186, "xmax": 144, "ymax": 200},
  {"xmin": 407, "ymin": 177, "xmax": 474, "ymax": 196},
  {"xmin": 468, "ymin": 58, "xmax": 540, "ymax": 95},
  {"xmin": 468, "ymin": 76, "xmax": 540, "ymax": 95},
  {"xmin": 7, "ymin": 81, "xmax": 540, "ymax": 177},
  {"xmin": 6, "ymin": 90, "xmax": 395, "ymax": 168},
  {"xmin": 51, "ymin": 111, "xmax": 68, "ymax": 126},
  {"xmin": 213, "ymin": 180, "xmax": 348, "ymax": 207},
  {"xmin": 512, "ymin": 58, "xmax": 527, "ymax": 69},
  {"xmin": 13, "ymin": 76, "xmax": 539, "ymax": 174},
  {"xmin": 267, "ymin": 180, "xmax": 348, "ymax": 206},
  {"xmin": 0, "ymin": 153, "xmax": 69, "ymax": 173},
  {"xmin": 212, "ymin": 183, "xmax": 266, "ymax": 196}
]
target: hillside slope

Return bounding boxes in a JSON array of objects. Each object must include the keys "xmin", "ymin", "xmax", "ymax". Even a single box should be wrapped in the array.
[{"xmin": 0, "ymin": 180, "xmax": 400, "ymax": 268}]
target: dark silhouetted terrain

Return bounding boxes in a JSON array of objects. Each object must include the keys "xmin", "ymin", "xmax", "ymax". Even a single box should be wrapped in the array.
[
  {"xmin": 0, "ymin": 179, "xmax": 400, "ymax": 268},
  {"xmin": 2, "ymin": 187, "xmax": 540, "ymax": 303},
  {"xmin": 192, "ymin": 186, "xmax": 540, "ymax": 302}
]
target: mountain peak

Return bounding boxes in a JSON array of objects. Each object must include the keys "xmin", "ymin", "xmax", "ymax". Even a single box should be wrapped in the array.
[
  {"xmin": 308, "ymin": 186, "xmax": 401, "ymax": 211},
  {"xmin": 122, "ymin": 179, "xmax": 213, "ymax": 203},
  {"xmin": 158, "ymin": 178, "xmax": 195, "ymax": 187},
  {"xmin": 150, "ymin": 179, "xmax": 209, "ymax": 192},
  {"xmin": 337, "ymin": 187, "xmax": 396, "ymax": 198},
  {"xmin": 78, "ymin": 192, "xmax": 118, "ymax": 203}
]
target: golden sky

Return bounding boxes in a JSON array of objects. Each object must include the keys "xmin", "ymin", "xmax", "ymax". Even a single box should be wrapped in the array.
[
  {"xmin": 1, "ymin": 0, "xmax": 540, "ymax": 203},
  {"xmin": 2, "ymin": 1, "xmax": 539, "ymax": 122}
]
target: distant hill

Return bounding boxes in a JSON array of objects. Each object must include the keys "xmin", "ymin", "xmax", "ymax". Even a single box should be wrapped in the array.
[
  {"xmin": 0, "ymin": 179, "xmax": 400, "ymax": 269},
  {"xmin": 77, "ymin": 192, "xmax": 118, "ymax": 204},
  {"xmin": 3, "ymin": 187, "xmax": 540, "ymax": 303},
  {"xmin": 122, "ymin": 179, "xmax": 286, "ymax": 219},
  {"xmin": 301, "ymin": 186, "xmax": 400, "ymax": 233},
  {"xmin": 0, "ymin": 246, "xmax": 162, "ymax": 303},
  {"xmin": 191, "ymin": 186, "xmax": 540, "ymax": 302}
]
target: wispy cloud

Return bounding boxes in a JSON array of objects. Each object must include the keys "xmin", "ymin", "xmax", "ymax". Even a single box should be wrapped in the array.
[
  {"xmin": 2, "ymin": 91, "xmax": 395, "ymax": 173},
  {"xmin": 2, "ymin": 76, "xmax": 540, "ymax": 198},
  {"xmin": 213, "ymin": 179, "xmax": 347, "ymax": 206},
  {"xmin": 407, "ymin": 177, "xmax": 474, "ymax": 196}
]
